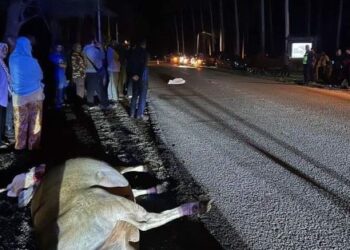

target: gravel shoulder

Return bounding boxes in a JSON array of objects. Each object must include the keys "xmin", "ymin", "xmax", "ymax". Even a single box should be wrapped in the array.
[{"xmin": 0, "ymin": 100, "xmax": 222, "ymax": 249}]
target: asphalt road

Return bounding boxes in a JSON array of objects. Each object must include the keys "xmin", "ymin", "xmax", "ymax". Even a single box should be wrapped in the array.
[{"xmin": 148, "ymin": 64, "xmax": 350, "ymax": 249}]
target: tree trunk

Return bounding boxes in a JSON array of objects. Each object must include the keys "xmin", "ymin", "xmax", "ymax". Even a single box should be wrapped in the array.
[
  {"xmin": 209, "ymin": 0, "xmax": 215, "ymax": 55},
  {"xmin": 233, "ymin": 0, "xmax": 240, "ymax": 57},
  {"xmin": 307, "ymin": 0, "xmax": 311, "ymax": 36},
  {"xmin": 50, "ymin": 19, "xmax": 61, "ymax": 44},
  {"xmin": 174, "ymin": 16, "xmax": 180, "ymax": 54},
  {"xmin": 268, "ymin": 0, "xmax": 274, "ymax": 55},
  {"xmin": 219, "ymin": 0, "xmax": 225, "ymax": 52},
  {"xmin": 181, "ymin": 12, "xmax": 185, "ymax": 55},
  {"xmin": 336, "ymin": 0, "xmax": 343, "ymax": 49},
  {"xmin": 200, "ymin": 1, "xmax": 204, "ymax": 32},
  {"xmin": 191, "ymin": 6, "xmax": 197, "ymax": 54},
  {"xmin": 316, "ymin": 0, "xmax": 323, "ymax": 48},
  {"xmin": 284, "ymin": 0, "xmax": 290, "ymax": 64},
  {"xmin": 4, "ymin": 0, "xmax": 26, "ymax": 39},
  {"xmin": 260, "ymin": 0, "xmax": 266, "ymax": 54}
]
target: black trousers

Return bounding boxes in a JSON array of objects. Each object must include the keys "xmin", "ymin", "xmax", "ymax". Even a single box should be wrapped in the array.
[
  {"xmin": 85, "ymin": 73, "xmax": 108, "ymax": 107},
  {"xmin": 0, "ymin": 106, "xmax": 6, "ymax": 141},
  {"xmin": 303, "ymin": 64, "xmax": 312, "ymax": 83}
]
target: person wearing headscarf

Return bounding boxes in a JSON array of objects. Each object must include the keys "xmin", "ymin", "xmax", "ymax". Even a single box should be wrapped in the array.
[
  {"xmin": 9, "ymin": 37, "xmax": 45, "ymax": 151},
  {"xmin": 0, "ymin": 43, "xmax": 11, "ymax": 149},
  {"xmin": 71, "ymin": 43, "xmax": 87, "ymax": 101},
  {"xmin": 49, "ymin": 44, "xmax": 68, "ymax": 109}
]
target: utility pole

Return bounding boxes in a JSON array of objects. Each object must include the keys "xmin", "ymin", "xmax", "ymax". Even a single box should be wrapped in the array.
[{"xmin": 97, "ymin": 0, "xmax": 102, "ymax": 43}]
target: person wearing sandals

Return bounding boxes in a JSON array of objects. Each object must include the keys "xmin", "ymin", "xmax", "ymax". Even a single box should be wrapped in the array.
[
  {"xmin": 9, "ymin": 37, "xmax": 45, "ymax": 151},
  {"xmin": 0, "ymin": 43, "xmax": 11, "ymax": 149}
]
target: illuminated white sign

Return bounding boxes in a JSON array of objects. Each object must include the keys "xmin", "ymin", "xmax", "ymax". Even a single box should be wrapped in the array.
[{"xmin": 291, "ymin": 43, "xmax": 313, "ymax": 59}]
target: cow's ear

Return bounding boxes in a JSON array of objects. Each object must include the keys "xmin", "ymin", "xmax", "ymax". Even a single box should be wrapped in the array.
[{"xmin": 95, "ymin": 170, "xmax": 129, "ymax": 188}]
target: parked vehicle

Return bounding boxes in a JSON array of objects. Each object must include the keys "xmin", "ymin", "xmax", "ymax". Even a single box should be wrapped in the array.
[{"xmin": 216, "ymin": 53, "xmax": 248, "ymax": 70}]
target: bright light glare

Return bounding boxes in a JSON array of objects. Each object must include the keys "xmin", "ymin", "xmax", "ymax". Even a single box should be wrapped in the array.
[{"xmin": 291, "ymin": 43, "xmax": 313, "ymax": 58}]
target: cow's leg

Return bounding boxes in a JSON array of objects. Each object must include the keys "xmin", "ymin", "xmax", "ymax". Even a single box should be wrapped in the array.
[
  {"xmin": 132, "ymin": 182, "xmax": 169, "ymax": 198},
  {"xmin": 119, "ymin": 165, "xmax": 148, "ymax": 174},
  {"xmin": 125, "ymin": 200, "xmax": 212, "ymax": 231}
]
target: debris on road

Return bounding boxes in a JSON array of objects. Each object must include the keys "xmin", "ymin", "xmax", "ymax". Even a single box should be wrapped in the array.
[{"xmin": 168, "ymin": 78, "xmax": 186, "ymax": 85}]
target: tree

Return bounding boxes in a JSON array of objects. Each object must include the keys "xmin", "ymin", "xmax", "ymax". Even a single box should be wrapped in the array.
[
  {"xmin": 219, "ymin": 0, "xmax": 225, "ymax": 52},
  {"xmin": 233, "ymin": 0, "xmax": 240, "ymax": 57},
  {"xmin": 208, "ymin": 0, "xmax": 216, "ymax": 55},
  {"xmin": 284, "ymin": 0, "xmax": 290, "ymax": 64},
  {"xmin": 2, "ymin": 0, "xmax": 112, "ymax": 40},
  {"xmin": 336, "ymin": 0, "xmax": 343, "ymax": 49},
  {"xmin": 268, "ymin": 0, "xmax": 274, "ymax": 54},
  {"xmin": 4, "ymin": 0, "xmax": 40, "ymax": 39},
  {"xmin": 174, "ymin": 16, "xmax": 180, "ymax": 53},
  {"xmin": 260, "ymin": 0, "xmax": 266, "ymax": 54},
  {"xmin": 306, "ymin": 0, "xmax": 311, "ymax": 36}
]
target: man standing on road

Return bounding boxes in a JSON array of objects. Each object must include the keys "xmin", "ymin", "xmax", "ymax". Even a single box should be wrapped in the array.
[
  {"xmin": 128, "ymin": 40, "xmax": 149, "ymax": 119},
  {"xmin": 83, "ymin": 38, "xmax": 109, "ymax": 109},
  {"xmin": 303, "ymin": 45, "xmax": 314, "ymax": 84}
]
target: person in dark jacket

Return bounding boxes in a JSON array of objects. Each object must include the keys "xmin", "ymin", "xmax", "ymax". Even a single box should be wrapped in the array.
[
  {"xmin": 128, "ymin": 41, "xmax": 149, "ymax": 119},
  {"xmin": 303, "ymin": 45, "xmax": 315, "ymax": 84},
  {"xmin": 341, "ymin": 49, "xmax": 350, "ymax": 89},
  {"xmin": 332, "ymin": 49, "xmax": 344, "ymax": 86}
]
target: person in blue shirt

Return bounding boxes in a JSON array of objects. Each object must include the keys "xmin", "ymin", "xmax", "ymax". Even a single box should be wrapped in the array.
[
  {"xmin": 49, "ymin": 44, "xmax": 68, "ymax": 109},
  {"xmin": 9, "ymin": 37, "xmax": 45, "ymax": 150}
]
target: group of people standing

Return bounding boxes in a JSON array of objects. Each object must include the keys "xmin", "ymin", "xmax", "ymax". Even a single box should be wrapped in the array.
[
  {"xmin": 303, "ymin": 45, "xmax": 350, "ymax": 87},
  {"xmin": 0, "ymin": 35, "xmax": 150, "ymax": 151},
  {"xmin": 50, "ymin": 38, "xmax": 149, "ymax": 115}
]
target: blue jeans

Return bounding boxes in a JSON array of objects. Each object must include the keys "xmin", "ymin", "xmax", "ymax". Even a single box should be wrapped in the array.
[{"xmin": 130, "ymin": 79, "xmax": 148, "ymax": 118}]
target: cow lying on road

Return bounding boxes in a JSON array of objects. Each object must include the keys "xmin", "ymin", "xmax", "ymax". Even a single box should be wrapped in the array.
[{"xmin": 31, "ymin": 158, "xmax": 211, "ymax": 250}]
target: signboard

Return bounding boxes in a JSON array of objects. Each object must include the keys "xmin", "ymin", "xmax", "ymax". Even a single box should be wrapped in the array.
[{"xmin": 291, "ymin": 43, "xmax": 312, "ymax": 59}]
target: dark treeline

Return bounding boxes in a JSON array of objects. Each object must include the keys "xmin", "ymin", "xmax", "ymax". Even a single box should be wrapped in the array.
[
  {"xmin": 1, "ymin": 0, "xmax": 349, "ymax": 58},
  {"xmin": 141, "ymin": 0, "xmax": 349, "ymax": 58}
]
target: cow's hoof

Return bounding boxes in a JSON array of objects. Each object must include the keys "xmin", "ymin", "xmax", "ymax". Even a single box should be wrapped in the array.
[
  {"xmin": 156, "ymin": 182, "xmax": 169, "ymax": 194},
  {"xmin": 198, "ymin": 199, "xmax": 213, "ymax": 215}
]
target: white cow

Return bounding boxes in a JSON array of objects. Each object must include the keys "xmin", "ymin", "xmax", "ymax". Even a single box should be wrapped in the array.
[{"xmin": 31, "ymin": 158, "xmax": 211, "ymax": 250}]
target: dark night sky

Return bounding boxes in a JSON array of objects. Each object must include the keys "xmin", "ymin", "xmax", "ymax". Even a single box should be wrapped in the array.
[
  {"xmin": 1, "ymin": 0, "xmax": 350, "ymax": 57},
  {"xmin": 106, "ymin": 0, "xmax": 350, "ymax": 56}
]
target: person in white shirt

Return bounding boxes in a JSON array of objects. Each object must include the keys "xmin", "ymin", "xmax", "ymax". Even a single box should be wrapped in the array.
[
  {"xmin": 106, "ymin": 40, "xmax": 121, "ymax": 103},
  {"xmin": 83, "ymin": 38, "xmax": 109, "ymax": 109}
]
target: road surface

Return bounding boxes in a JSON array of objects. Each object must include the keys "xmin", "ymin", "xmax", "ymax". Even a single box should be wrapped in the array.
[{"xmin": 148, "ymin": 64, "xmax": 350, "ymax": 249}]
